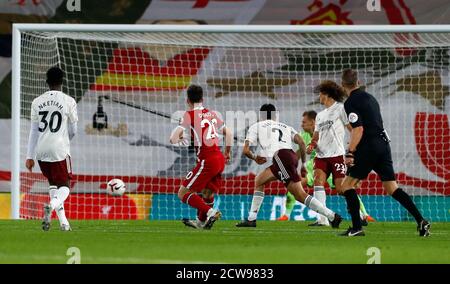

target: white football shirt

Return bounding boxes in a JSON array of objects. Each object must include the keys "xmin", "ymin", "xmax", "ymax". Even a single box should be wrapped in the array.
[
  {"xmin": 245, "ymin": 120, "xmax": 298, "ymax": 161},
  {"xmin": 30, "ymin": 91, "xmax": 78, "ymax": 162},
  {"xmin": 315, "ymin": 102, "xmax": 349, "ymax": 158}
]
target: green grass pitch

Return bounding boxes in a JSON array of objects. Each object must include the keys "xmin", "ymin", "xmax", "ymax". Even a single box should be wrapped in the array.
[{"xmin": 0, "ymin": 220, "xmax": 449, "ymax": 264}]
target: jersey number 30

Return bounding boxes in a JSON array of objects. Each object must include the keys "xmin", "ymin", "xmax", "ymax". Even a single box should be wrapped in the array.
[{"xmin": 38, "ymin": 111, "xmax": 62, "ymax": 133}]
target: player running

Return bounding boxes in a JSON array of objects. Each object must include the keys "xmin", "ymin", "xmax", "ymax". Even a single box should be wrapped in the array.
[
  {"xmin": 169, "ymin": 84, "xmax": 232, "ymax": 229},
  {"xmin": 25, "ymin": 67, "xmax": 78, "ymax": 231},
  {"xmin": 236, "ymin": 104, "xmax": 342, "ymax": 228}
]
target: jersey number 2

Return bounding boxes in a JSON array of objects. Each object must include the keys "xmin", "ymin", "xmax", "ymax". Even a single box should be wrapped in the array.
[
  {"xmin": 39, "ymin": 111, "xmax": 62, "ymax": 133},
  {"xmin": 201, "ymin": 118, "xmax": 218, "ymax": 140},
  {"xmin": 272, "ymin": 128, "xmax": 286, "ymax": 143}
]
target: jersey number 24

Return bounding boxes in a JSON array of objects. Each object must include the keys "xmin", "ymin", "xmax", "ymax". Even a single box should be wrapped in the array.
[{"xmin": 201, "ymin": 118, "xmax": 218, "ymax": 140}]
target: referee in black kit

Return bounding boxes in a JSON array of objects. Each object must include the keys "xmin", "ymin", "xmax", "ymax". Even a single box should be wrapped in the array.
[{"xmin": 339, "ymin": 69, "xmax": 430, "ymax": 237}]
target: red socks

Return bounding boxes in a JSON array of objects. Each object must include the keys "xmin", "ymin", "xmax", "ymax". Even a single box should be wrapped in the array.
[
  {"xmin": 182, "ymin": 192, "xmax": 211, "ymax": 217},
  {"xmin": 198, "ymin": 196, "xmax": 214, "ymax": 222}
]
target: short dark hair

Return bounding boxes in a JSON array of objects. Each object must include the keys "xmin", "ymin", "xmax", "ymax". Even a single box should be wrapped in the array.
[
  {"xmin": 46, "ymin": 67, "xmax": 64, "ymax": 86},
  {"xmin": 302, "ymin": 110, "xmax": 317, "ymax": 120},
  {"xmin": 260, "ymin": 103, "xmax": 276, "ymax": 120},
  {"xmin": 187, "ymin": 84, "xmax": 203, "ymax": 103},
  {"xmin": 315, "ymin": 80, "xmax": 346, "ymax": 102},
  {"xmin": 342, "ymin": 68, "xmax": 358, "ymax": 88}
]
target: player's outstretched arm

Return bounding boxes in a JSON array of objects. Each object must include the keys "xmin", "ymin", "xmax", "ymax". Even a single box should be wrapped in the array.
[
  {"xmin": 68, "ymin": 121, "xmax": 78, "ymax": 140},
  {"xmin": 345, "ymin": 126, "xmax": 364, "ymax": 166},
  {"xmin": 169, "ymin": 126, "xmax": 184, "ymax": 144},
  {"xmin": 25, "ymin": 121, "xmax": 39, "ymax": 172},
  {"xmin": 242, "ymin": 140, "xmax": 266, "ymax": 165},
  {"xmin": 346, "ymin": 124, "xmax": 353, "ymax": 132},
  {"xmin": 348, "ymin": 126, "xmax": 363, "ymax": 153},
  {"xmin": 293, "ymin": 133, "xmax": 306, "ymax": 163},
  {"xmin": 222, "ymin": 126, "xmax": 232, "ymax": 163},
  {"xmin": 306, "ymin": 131, "xmax": 319, "ymax": 154}
]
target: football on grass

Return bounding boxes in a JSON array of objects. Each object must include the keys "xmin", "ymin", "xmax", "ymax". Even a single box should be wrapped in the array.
[{"xmin": 106, "ymin": 179, "xmax": 126, "ymax": 196}]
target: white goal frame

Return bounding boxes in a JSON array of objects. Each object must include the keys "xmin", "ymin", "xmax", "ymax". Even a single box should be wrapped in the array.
[{"xmin": 11, "ymin": 23, "xmax": 450, "ymax": 219}]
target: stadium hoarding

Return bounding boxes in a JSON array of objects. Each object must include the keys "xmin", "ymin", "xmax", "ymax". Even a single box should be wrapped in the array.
[
  {"xmin": 0, "ymin": 192, "xmax": 151, "ymax": 220},
  {"xmin": 1, "ymin": 167, "xmax": 447, "ymax": 221},
  {"xmin": 150, "ymin": 194, "xmax": 450, "ymax": 222}
]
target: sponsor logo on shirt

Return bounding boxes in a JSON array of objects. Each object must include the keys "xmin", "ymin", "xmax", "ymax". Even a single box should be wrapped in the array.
[{"xmin": 348, "ymin": 112, "xmax": 358, "ymax": 123}]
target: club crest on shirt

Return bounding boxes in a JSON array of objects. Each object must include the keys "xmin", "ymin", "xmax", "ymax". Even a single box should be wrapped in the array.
[{"xmin": 348, "ymin": 112, "xmax": 358, "ymax": 123}]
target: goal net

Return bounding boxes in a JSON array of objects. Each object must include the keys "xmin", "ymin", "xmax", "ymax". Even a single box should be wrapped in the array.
[{"xmin": 14, "ymin": 25, "xmax": 450, "ymax": 221}]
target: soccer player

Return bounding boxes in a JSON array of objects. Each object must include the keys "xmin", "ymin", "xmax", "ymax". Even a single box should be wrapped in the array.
[
  {"xmin": 308, "ymin": 84, "xmax": 375, "ymax": 227},
  {"xmin": 277, "ymin": 110, "xmax": 324, "ymax": 221},
  {"xmin": 25, "ymin": 67, "xmax": 77, "ymax": 231},
  {"xmin": 305, "ymin": 82, "xmax": 349, "ymax": 226},
  {"xmin": 278, "ymin": 111, "xmax": 373, "ymax": 224},
  {"xmin": 182, "ymin": 187, "xmax": 215, "ymax": 229},
  {"xmin": 236, "ymin": 104, "xmax": 342, "ymax": 228},
  {"xmin": 339, "ymin": 68, "xmax": 430, "ymax": 237},
  {"xmin": 169, "ymin": 84, "xmax": 232, "ymax": 229}
]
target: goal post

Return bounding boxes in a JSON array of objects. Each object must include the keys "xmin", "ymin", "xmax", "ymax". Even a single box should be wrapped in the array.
[{"xmin": 11, "ymin": 24, "xmax": 450, "ymax": 221}]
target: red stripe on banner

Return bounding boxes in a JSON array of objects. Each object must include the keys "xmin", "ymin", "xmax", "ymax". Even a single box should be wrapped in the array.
[
  {"xmin": 381, "ymin": 0, "xmax": 418, "ymax": 56},
  {"xmin": 397, "ymin": 0, "xmax": 417, "ymax": 25},
  {"xmin": 415, "ymin": 112, "xmax": 450, "ymax": 181},
  {"xmin": 381, "ymin": 0, "xmax": 406, "ymax": 24},
  {"xmin": 20, "ymin": 193, "xmax": 140, "ymax": 220},
  {"xmin": 163, "ymin": 0, "xmax": 250, "ymax": 9},
  {"xmin": 1, "ymin": 171, "xmax": 447, "ymax": 196},
  {"xmin": 107, "ymin": 47, "xmax": 210, "ymax": 76},
  {"xmin": 89, "ymin": 84, "xmax": 187, "ymax": 92}
]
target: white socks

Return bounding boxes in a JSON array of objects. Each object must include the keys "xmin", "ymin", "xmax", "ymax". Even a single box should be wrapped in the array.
[
  {"xmin": 304, "ymin": 195, "xmax": 335, "ymax": 222},
  {"xmin": 248, "ymin": 191, "xmax": 264, "ymax": 221},
  {"xmin": 313, "ymin": 186, "xmax": 329, "ymax": 225},
  {"xmin": 49, "ymin": 186, "xmax": 70, "ymax": 226}
]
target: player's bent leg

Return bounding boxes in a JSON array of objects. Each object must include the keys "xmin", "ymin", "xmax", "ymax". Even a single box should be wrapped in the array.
[
  {"xmin": 53, "ymin": 184, "xmax": 71, "ymax": 231},
  {"xmin": 57, "ymin": 207, "xmax": 71, "ymax": 231},
  {"xmin": 286, "ymin": 181, "xmax": 342, "ymax": 229},
  {"xmin": 179, "ymin": 186, "xmax": 211, "ymax": 216},
  {"xmin": 313, "ymin": 169, "xmax": 327, "ymax": 186},
  {"xmin": 49, "ymin": 186, "xmax": 71, "ymax": 230},
  {"xmin": 236, "ymin": 168, "xmax": 276, "ymax": 228},
  {"xmin": 197, "ymin": 188, "xmax": 214, "ymax": 222},
  {"xmin": 284, "ymin": 192, "xmax": 296, "ymax": 220},
  {"xmin": 335, "ymin": 177, "xmax": 368, "ymax": 227},
  {"xmin": 384, "ymin": 180, "xmax": 430, "ymax": 236},
  {"xmin": 339, "ymin": 176, "xmax": 365, "ymax": 236},
  {"xmin": 178, "ymin": 186, "xmax": 190, "ymax": 201},
  {"xmin": 50, "ymin": 185, "xmax": 70, "ymax": 211},
  {"xmin": 42, "ymin": 203, "xmax": 52, "ymax": 231},
  {"xmin": 312, "ymin": 169, "xmax": 329, "ymax": 226},
  {"xmin": 184, "ymin": 188, "xmax": 215, "ymax": 229},
  {"xmin": 43, "ymin": 183, "xmax": 70, "ymax": 232},
  {"xmin": 179, "ymin": 186, "xmax": 220, "ymax": 230}
]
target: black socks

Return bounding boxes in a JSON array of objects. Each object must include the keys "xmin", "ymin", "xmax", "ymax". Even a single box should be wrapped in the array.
[
  {"xmin": 343, "ymin": 189, "xmax": 362, "ymax": 230},
  {"xmin": 392, "ymin": 188, "xmax": 423, "ymax": 224}
]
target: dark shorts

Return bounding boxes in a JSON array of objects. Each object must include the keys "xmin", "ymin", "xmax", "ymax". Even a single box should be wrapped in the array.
[
  {"xmin": 347, "ymin": 139, "xmax": 396, "ymax": 181},
  {"xmin": 270, "ymin": 149, "xmax": 301, "ymax": 186},
  {"xmin": 314, "ymin": 155, "xmax": 347, "ymax": 180},
  {"xmin": 38, "ymin": 156, "xmax": 72, "ymax": 187}
]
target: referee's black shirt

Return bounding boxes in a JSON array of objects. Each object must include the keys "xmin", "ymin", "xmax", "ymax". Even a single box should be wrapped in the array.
[{"xmin": 344, "ymin": 88, "xmax": 385, "ymax": 144}]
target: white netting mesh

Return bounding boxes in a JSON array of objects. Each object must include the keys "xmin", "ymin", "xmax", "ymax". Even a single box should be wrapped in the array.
[{"xmin": 18, "ymin": 29, "xmax": 450, "ymax": 221}]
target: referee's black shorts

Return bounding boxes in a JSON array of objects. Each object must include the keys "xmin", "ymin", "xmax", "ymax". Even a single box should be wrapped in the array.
[{"xmin": 347, "ymin": 138, "xmax": 396, "ymax": 181}]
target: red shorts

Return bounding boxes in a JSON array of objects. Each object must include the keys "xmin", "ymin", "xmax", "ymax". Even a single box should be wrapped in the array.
[
  {"xmin": 314, "ymin": 155, "xmax": 346, "ymax": 180},
  {"xmin": 270, "ymin": 149, "xmax": 301, "ymax": 185},
  {"xmin": 38, "ymin": 156, "xmax": 72, "ymax": 186},
  {"xmin": 182, "ymin": 153, "xmax": 225, "ymax": 192}
]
